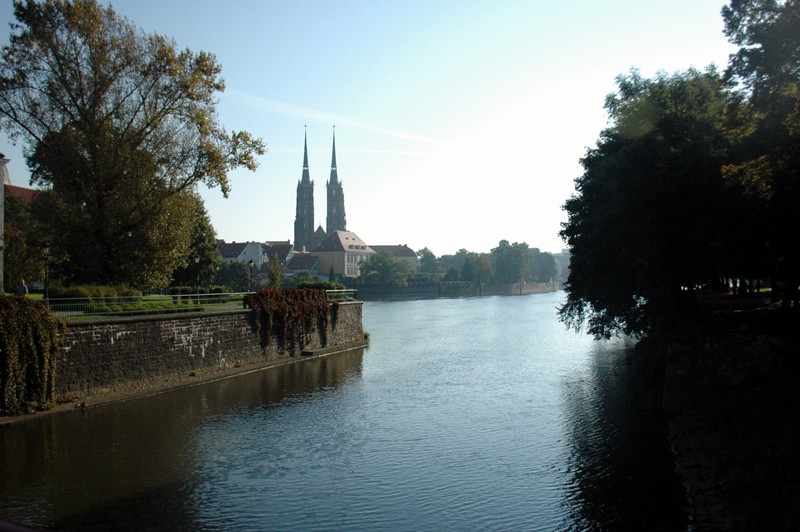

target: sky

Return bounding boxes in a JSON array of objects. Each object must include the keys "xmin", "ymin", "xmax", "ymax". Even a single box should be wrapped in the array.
[{"xmin": 0, "ymin": 0, "xmax": 738, "ymax": 256}]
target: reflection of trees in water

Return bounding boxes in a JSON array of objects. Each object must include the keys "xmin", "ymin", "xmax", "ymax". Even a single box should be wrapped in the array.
[
  {"xmin": 560, "ymin": 341, "xmax": 685, "ymax": 531},
  {"xmin": 0, "ymin": 349, "xmax": 364, "ymax": 530}
]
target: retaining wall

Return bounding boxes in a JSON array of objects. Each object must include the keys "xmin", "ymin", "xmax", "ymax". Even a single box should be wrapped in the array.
[{"xmin": 57, "ymin": 301, "xmax": 365, "ymax": 401}]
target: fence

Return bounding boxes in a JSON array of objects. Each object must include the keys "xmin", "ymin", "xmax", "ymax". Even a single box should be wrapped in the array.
[{"xmin": 45, "ymin": 290, "xmax": 359, "ymax": 321}]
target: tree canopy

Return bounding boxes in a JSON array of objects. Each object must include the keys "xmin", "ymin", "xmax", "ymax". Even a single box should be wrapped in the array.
[
  {"xmin": 357, "ymin": 252, "xmax": 409, "ymax": 286},
  {"xmin": 560, "ymin": 0, "xmax": 800, "ymax": 338},
  {"xmin": 0, "ymin": 0, "xmax": 265, "ymax": 290}
]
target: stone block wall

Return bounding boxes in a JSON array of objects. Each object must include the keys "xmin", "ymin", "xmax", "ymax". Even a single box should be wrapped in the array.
[{"xmin": 57, "ymin": 302, "xmax": 364, "ymax": 399}]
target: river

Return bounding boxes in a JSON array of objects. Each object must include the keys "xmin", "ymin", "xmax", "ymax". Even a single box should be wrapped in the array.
[{"xmin": 1, "ymin": 292, "xmax": 685, "ymax": 530}]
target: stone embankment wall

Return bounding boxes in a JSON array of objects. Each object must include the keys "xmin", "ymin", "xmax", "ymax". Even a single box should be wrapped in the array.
[
  {"xmin": 663, "ymin": 330, "xmax": 800, "ymax": 530},
  {"xmin": 57, "ymin": 302, "xmax": 365, "ymax": 401}
]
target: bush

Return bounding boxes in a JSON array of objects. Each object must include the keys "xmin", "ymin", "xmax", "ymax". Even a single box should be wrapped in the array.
[
  {"xmin": 0, "ymin": 297, "xmax": 66, "ymax": 415},
  {"xmin": 298, "ymin": 280, "xmax": 345, "ymax": 291},
  {"xmin": 244, "ymin": 289, "xmax": 331, "ymax": 351},
  {"xmin": 49, "ymin": 284, "xmax": 142, "ymax": 299}
]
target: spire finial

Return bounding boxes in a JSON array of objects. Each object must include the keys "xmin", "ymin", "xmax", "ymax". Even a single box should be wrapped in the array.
[
  {"xmin": 330, "ymin": 125, "xmax": 337, "ymax": 173},
  {"xmin": 303, "ymin": 126, "xmax": 309, "ymax": 170}
]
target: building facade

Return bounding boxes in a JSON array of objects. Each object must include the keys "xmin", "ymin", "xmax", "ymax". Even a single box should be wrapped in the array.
[{"xmin": 312, "ymin": 230, "xmax": 375, "ymax": 279}]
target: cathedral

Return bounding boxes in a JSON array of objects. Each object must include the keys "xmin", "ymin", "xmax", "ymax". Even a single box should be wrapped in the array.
[{"xmin": 293, "ymin": 128, "xmax": 346, "ymax": 252}]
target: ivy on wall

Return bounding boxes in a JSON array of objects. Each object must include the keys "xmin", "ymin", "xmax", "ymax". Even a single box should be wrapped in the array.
[
  {"xmin": 0, "ymin": 297, "xmax": 67, "ymax": 415},
  {"xmin": 244, "ymin": 289, "xmax": 332, "ymax": 352}
]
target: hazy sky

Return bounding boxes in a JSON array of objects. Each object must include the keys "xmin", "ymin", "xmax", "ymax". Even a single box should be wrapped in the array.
[{"xmin": 1, "ymin": 1, "xmax": 737, "ymax": 255}]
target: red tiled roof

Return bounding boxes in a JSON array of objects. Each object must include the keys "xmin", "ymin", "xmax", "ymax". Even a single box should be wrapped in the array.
[{"xmin": 3, "ymin": 184, "xmax": 37, "ymax": 202}]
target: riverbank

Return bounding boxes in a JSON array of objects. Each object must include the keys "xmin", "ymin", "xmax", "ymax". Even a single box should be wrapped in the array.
[
  {"xmin": 0, "ymin": 340, "xmax": 368, "ymax": 427},
  {"xmin": 1, "ymin": 302, "xmax": 368, "ymax": 426},
  {"xmin": 656, "ymin": 296, "xmax": 800, "ymax": 530}
]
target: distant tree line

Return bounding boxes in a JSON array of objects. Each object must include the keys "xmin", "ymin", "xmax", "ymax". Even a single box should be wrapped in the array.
[
  {"xmin": 355, "ymin": 242, "xmax": 564, "ymax": 288},
  {"xmin": 560, "ymin": 0, "xmax": 800, "ymax": 339}
]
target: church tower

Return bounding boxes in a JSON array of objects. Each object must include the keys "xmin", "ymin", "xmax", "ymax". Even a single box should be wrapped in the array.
[
  {"xmin": 326, "ymin": 127, "xmax": 346, "ymax": 234},
  {"xmin": 294, "ymin": 128, "xmax": 315, "ymax": 252}
]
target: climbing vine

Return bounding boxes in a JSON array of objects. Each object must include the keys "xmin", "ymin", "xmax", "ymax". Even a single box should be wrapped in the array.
[
  {"xmin": 244, "ymin": 288, "xmax": 332, "ymax": 352},
  {"xmin": 0, "ymin": 297, "xmax": 67, "ymax": 415}
]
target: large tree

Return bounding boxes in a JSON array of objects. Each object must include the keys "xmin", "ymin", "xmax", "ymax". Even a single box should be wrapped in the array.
[
  {"xmin": 2, "ymin": 189, "xmax": 42, "ymax": 291},
  {"xmin": 169, "ymin": 195, "xmax": 221, "ymax": 289},
  {"xmin": 417, "ymin": 247, "xmax": 443, "ymax": 276},
  {"xmin": 530, "ymin": 248, "xmax": 557, "ymax": 283},
  {"xmin": 560, "ymin": 68, "xmax": 749, "ymax": 338},
  {"xmin": 491, "ymin": 240, "xmax": 530, "ymax": 284},
  {"xmin": 722, "ymin": 0, "xmax": 800, "ymax": 304},
  {"xmin": 0, "ymin": 0, "xmax": 265, "ymax": 289},
  {"xmin": 358, "ymin": 251, "xmax": 409, "ymax": 286},
  {"xmin": 357, "ymin": 252, "xmax": 409, "ymax": 286}
]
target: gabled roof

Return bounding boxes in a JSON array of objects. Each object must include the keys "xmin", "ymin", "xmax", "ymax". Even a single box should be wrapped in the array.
[
  {"xmin": 312, "ymin": 230, "xmax": 373, "ymax": 253},
  {"xmin": 371, "ymin": 244, "xmax": 417, "ymax": 258},
  {"xmin": 217, "ymin": 241, "xmax": 249, "ymax": 259},
  {"xmin": 288, "ymin": 254, "xmax": 319, "ymax": 270},
  {"xmin": 268, "ymin": 242, "xmax": 293, "ymax": 262},
  {"xmin": 3, "ymin": 183, "xmax": 37, "ymax": 202}
]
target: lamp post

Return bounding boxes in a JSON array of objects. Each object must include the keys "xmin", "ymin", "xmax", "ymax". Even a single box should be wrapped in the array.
[
  {"xmin": 194, "ymin": 255, "xmax": 200, "ymax": 296},
  {"xmin": 247, "ymin": 259, "xmax": 255, "ymax": 292},
  {"xmin": 42, "ymin": 244, "xmax": 50, "ymax": 304}
]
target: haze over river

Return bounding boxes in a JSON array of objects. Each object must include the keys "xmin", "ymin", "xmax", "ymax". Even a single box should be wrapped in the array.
[{"xmin": 1, "ymin": 292, "xmax": 684, "ymax": 530}]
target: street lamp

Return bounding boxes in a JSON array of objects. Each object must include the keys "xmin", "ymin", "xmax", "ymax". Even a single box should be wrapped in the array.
[
  {"xmin": 247, "ymin": 259, "xmax": 255, "ymax": 292},
  {"xmin": 42, "ymin": 244, "xmax": 50, "ymax": 304},
  {"xmin": 193, "ymin": 255, "xmax": 200, "ymax": 296}
]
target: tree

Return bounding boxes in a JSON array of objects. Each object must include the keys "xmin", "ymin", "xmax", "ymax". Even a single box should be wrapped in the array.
[
  {"xmin": 440, "ymin": 248, "xmax": 471, "ymax": 274},
  {"xmin": 357, "ymin": 251, "xmax": 409, "ymax": 286},
  {"xmin": 0, "ymin": 0, "xmax": 265, "ymax": 290},
  {"xmin": 267, "ymin": 254, "xmax": 283, "ymax": 289},
  {"xmin": 417, "ymin": 247, "xmax": 443, "ymax": 275},
  {"xmin": 530, "ymin": 248, "xmax": 557, "ymax": 282},
  {"xmin": 443, "ymin": 267, "xmax": 461, "ymax": 282},
  {"xmin": 491, "ymin": 240, "xmax": 531, "ymax": 283},
  {"xmin": 169, "ymin": 195, "xmax": 221, "ymax": 288},
  {"xmin": 722, "ymin": 0, "xmax": 800, "ymax": 305},
  {"xmin": 461, "ymin": 253, "xmax": 493, "ymax": 285},
  {"xmin": 560, "ymin": 68, "xmax": 748, "ymax": 338},
  {"xmin": 2, "ymin": 189, "xmax": 42, "ymax": 291},
  {"xmin": 215, "ymin": 261, "xmax": 249, "ymax": 292}
]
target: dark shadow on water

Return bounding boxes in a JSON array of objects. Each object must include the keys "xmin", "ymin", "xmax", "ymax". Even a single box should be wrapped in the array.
[
  {"xmin": 560, "ymin": 340, "xmax": 686, "ymax": 531},
  {"xmin": 0, "ymin": 349, "xmax": 364, "ymax": 530}
]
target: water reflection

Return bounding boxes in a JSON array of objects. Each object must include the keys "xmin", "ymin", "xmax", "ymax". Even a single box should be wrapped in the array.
[
  {"xmin": 2, "ymin": 294, "xmax": 687, "ymax": 530},
  {"xmin": 561, "ymin": 340, "xmax": 686, "ymax": 530},
  {"xmin": 0, "ymin": 350, "xmax": 364, "ymax": 530}
]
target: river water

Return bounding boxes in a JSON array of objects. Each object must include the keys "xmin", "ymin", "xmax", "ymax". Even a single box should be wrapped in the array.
[{"xmin": 1, "ymin": 292, "xmax": 685, "ymax": 530}]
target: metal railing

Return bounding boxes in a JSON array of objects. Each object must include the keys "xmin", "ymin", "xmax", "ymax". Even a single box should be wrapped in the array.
[{"xmin": 46, "ymin": 289, "xmax": 359, "ymax": 320}]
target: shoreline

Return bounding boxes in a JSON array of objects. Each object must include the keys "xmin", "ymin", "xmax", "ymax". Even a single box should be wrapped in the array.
[{"xmin": 0, "ymin": 339, "xmax": 368, "ymax": 427}]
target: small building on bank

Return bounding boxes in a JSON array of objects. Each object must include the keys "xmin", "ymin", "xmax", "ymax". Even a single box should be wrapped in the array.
[
  {"xmin": 311, "ymin": 230, "xmax": 375, "ymax": 279},
  {"xmin": 370, "ymin": 244, "xmax": 418, "ymax": 275}
]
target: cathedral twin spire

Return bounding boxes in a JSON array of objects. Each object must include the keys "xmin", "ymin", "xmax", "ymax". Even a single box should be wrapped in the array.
[{"xmin": 294, "ymin": 127, "xmax": 346, "ymax": 252}]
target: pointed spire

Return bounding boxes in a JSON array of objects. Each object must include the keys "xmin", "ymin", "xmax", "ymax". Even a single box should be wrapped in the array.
[
  {"xmin": 329, "ymin": 125, "xmax": 339, "ymax": 183},
  {"xmin": 301, "ymin": 125, "xmax": 311, "ymax": 183}
]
